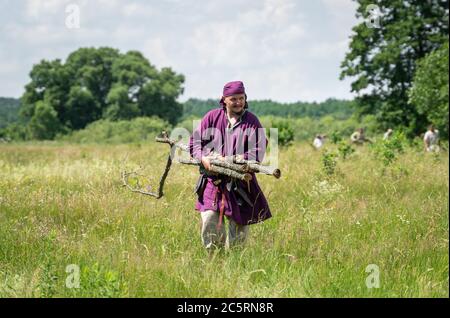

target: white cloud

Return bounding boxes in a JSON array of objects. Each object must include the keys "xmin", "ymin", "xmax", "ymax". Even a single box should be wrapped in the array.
[
  {"xmin": 123, "ymin": 3, "xmax": 139, "ymax": 17},
  {"xmin": 189, "ymin": 22, "xmax": 254, "ymax": 67},
  {"xmin": 188, "ymin": 0, "xmax": 306, "ymax": 69},
  {"xmin": 0, "ymin": 59, "xmax": 21, "ymax": 75},
  {"xmin": 25, "ymin": 0, "xmax": 66, "ymax": 18},
  {"xmin": 0, "ymin": 0, "xmax": 357, "ymax": 102},
  {"xmin": 95, "ymin": 0, "xmax": 119, "ymax": 9},
  {"xmin": 306, "ymin": 39, "xmax": 349, "ymax": 59},
  {"xmin": 143, "ymin": 38, "xmax": 173, "ymax": 68},
  {"xmin": 321, "ymin": 0, "xmax": 359, "ymax": 33},
  {"xmin": 261, "ymin": 0, "xmax": 297, "ymax": 27},
  {"xmin": 121, "ymin": 2, "xmax": 157, "ymax": 18}
]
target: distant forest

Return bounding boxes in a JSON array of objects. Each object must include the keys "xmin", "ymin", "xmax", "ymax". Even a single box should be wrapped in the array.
[
  {"xmin": 183, "ymin": 98, "xmax": 355, "ymax": 120},
  {"xmin": 0, "ymin": 97, "xmax": 20, "ymax": 129},
  {"xmin": 0, "ymin": 96, "xmax": 354, "ymax": 129}
]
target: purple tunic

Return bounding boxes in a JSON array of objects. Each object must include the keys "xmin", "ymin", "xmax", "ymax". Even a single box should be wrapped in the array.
[{"xmin": 189, "ymin": 107, "xmax": 272, "ymax": 225}]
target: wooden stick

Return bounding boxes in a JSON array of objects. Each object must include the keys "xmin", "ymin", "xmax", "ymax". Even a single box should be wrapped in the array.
[
  {"xmin": 210, "ymin": 164, "xmax": 252, "ymax": 182},
  {"xmin": 177, "ymin": 158, "xmax": 252, "ymax": 182},
  {"xmin": 155, "ymin": 137, "xmax": 189, "ymax": 152},
  {"xmin": 233, "ymin": 157, "xmax": 280, "ymax": 178},
  {"xmin": 156, "ymin": 136, "xmax": 281, "ymax": 178},
  {"xmin": 121, "ymin": 144, "xmax": 176, "ymax": 199},
  {"xmin": 246, "ymin": 163, "xmax": 281, "ymax": 179},
  {"xmin": 122, "ymin": 132, "xmax": 280, "ymax": 199},
  {"xmin": 177, "ymin": 157, "xmax": 280, "ymax": 178}
]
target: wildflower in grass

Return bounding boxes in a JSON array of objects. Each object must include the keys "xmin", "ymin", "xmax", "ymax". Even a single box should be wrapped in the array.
[
  {"xmin": 311, "ymin": 179, "xmax": 344, "ymax": 196},
  {"xmin": 396, "ymin": 214, "xmax": 410, "ymax": 225}
]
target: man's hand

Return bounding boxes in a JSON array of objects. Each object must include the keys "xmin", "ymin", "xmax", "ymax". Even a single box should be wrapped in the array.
[
  {"xmin": 201, "ymin": 156, "xmax": 212, "ymax": 171},
  {"xmin": 234, "ymin": 154, "xmax": 244, "ymax": 162},
  {"xmin": 202, "ymin": 152, "xmax": 227, "ymax": 171}
]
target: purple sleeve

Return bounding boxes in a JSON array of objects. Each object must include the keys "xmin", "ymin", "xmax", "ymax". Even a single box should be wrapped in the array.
[
  {"xmin": 189, "ymin": 113, "xmax": 209, "ymax": 160},
  {"xmin": 245, "ymin": 116, "xmax": 267, "ymax": 163}
]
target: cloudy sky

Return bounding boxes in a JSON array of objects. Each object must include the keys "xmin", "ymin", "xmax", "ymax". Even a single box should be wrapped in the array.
[{"xmin": 0, "ymin": 0, "xmax": 360, "ymax": 103}]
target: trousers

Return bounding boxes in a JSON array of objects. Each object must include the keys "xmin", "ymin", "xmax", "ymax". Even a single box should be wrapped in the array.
[{"xmin": 200, "ymin": 210, "xmax": 249, "ymax": 250}]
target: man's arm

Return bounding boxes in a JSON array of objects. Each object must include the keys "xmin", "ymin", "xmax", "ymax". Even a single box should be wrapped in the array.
[
  {"xmin": 189, "ymin": 114, "xmax": 209, "ymax": 161},
  {"xmin": 189, "ymin": 112, "xmax": 221, "ymax": 171},
  {"xmin": 245, "ymin": 117, "xmax": 267, "ymax": 163}
]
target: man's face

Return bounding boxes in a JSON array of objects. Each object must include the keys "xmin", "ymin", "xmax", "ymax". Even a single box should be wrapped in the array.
[{"xmin": 223, "ymin": 93, "xmax": 246, "ymax": 114}]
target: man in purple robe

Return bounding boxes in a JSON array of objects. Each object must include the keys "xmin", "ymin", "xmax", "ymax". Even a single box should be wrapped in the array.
[{"xmin": 189, "ymin": 81, "xmax": 272, "ymax": 252}]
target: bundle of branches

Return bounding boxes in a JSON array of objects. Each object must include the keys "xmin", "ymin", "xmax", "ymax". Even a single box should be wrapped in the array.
[{"xmin": 121, "ymin": 131, "xmax": 281, "ymax": 198}]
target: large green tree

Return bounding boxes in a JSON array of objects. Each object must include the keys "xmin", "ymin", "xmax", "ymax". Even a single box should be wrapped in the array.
[
  {"xmin": 28, "ymin": 101, "xmax": 63, "ymax": 140},
  {"xmin": 409, "ymin": 42, "xmax": 449, "ymax": 137},
  {"xmin": 20, "ymin": 47, "xmax": 184, "ymax": 139},
  {"xmin": 340, "ymin": 0, "xmax": 448, "ymax": 136}
]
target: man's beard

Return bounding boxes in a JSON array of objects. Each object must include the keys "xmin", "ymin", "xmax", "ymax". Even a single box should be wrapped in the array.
[{"xmin": 230, "ymin": 107, "xmax": 244, "ymax": 116}]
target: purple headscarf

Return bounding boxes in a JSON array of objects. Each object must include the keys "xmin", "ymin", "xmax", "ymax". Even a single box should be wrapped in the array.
[{"xmin": 219, "ymin": 81, "xmax": 248, "ymax": 109}]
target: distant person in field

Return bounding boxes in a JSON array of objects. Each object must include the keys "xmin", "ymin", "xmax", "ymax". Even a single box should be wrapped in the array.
[
  {"xmin": 383, "ymin": 128, "xmax": 393, "ymax": 140},
  {"xmin": 313, "ymin": 134, "xmax": 325, "ymax": 149},
  {"xmin": 423, "ymin": 125, "xmax": 440, "ymax": 152},
  {"xmin": 189, "ymin": 81, "xmax": 272, "ymax": 254},
  {"xmin": 350, "ymin": 128, "xmax": 371, "ymax": 145}
]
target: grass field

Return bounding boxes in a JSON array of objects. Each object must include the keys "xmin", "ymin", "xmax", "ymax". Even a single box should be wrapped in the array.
[{"xmin": 0, "ymin": 141, "xmax": 448, "ymax": 297}]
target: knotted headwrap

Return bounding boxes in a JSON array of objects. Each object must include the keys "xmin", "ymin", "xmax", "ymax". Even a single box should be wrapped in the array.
[{"xmin": 219, "ymin": 81, "xmax": 248, "ymax": 109}]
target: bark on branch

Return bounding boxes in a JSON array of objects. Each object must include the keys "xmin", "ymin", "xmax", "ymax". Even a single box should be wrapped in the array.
[
  {"xmin": 121, "ymin": 131, "xmax": 175, "ymax": 199},
  {"xmin": 177, "ymin": 158, "xmax": 252, "ymax": 182},
  {"xmin": 122, "ymin": 131, "xmax": 281, "ymax": 199},
  {"xmin": 157, "ymin": 134, "xmax": 281, "ymax": 178}
]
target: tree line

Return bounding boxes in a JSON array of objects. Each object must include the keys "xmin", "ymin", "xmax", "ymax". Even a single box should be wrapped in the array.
[
  {"xmin": 182, "ymin": 98, "xmax": 355, "ymax": 120},
  {"xmin": 0, "ymin": 98, "xmax": 20, "ymax": 130},
  {"xmin": 1, "ymin": 95, "xmax": 356, "ymax": 141}
]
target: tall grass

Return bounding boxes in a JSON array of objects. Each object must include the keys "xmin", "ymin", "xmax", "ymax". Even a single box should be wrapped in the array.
[{"xmin": 0, "ymin": 142, "xmax": 448, "ymax": 297}]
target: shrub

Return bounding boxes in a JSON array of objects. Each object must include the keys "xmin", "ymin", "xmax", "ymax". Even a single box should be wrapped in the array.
[
  {"xmin": 330, "ymin": 131, "xmax": 343, "ymax": 144},
  {"xmin": 337, "ymin": 141, "xmax": 355, "ymax": 160},
  {"xmin": 322, "ymin": 151, "xmax": 338, "ymax": 176},
  {"xmin": 60, "ymin": 117, "xmax": 170, "ymax": 144},
  {"xmin": 175, "ymin": 116, "xmax": 200, "ymax": 134},
  {"xmin": 370, "ymin": 131, "xmax": 407, "ymax": 166},
  {"xmin": 267, "ymin": 118, "xmax": 295, "ymax": 147}
]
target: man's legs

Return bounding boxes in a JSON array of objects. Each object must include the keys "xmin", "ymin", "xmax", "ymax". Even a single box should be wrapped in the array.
[
  {"xmin": 226, "ymin": 218, "xmax": 249, "ymax": 249},
  {"xmin": 200, "ymin": 210, "xmax": 226, "ymax": 251}
]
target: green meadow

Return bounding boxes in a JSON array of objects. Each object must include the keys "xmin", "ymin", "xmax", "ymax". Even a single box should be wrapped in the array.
[{"xmin": 0, "ymin": 141, "xmax": 448, "ymax": 297}]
